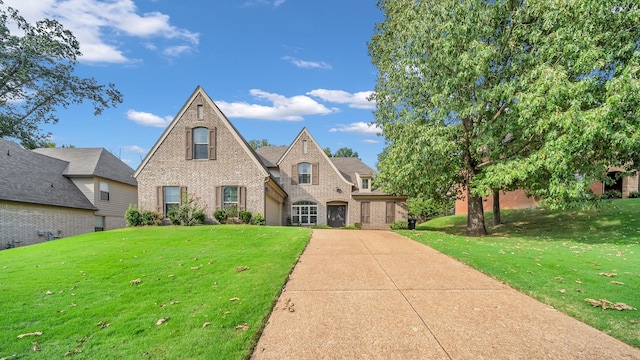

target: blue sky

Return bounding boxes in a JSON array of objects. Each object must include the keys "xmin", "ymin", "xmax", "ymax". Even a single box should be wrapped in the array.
[{"xmin": 4, "ymin": 0, "xmax": 385, "ymax": 170}]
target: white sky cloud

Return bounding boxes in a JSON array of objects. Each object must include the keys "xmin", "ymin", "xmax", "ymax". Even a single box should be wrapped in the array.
[
  {"xmin": 126, "ymin": 110, "xmax": 172, "ymax": 127},
  {"xmin": 243, "ymin": 0, "xmax": 286, "ymax": 7},
  {"xmin": 282, "ymin": 56, "xmax": 332, "ymax": 69},
  {"xmin": 3, "ymin": 0, "xmax": 200, "ymax": 63},
  {"xmin": 307, "ymin": 89, "xmax": 376, "ymax": 110},
  {"xmin": 329, "ymin": 122, "xmax": 382, "ymax": 136},
  {"xmin": 216, "ymin": 89, "xmax": 337, "ymax": 121},
  {"xmin": 363, "ymin": 139, "xmax": 381, "ymax": 144},
  {"xmin": 121, "ymin": 145, "xmax": 146, "ymax": 153}
]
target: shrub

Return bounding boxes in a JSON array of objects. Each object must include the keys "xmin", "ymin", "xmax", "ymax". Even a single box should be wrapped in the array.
[
  {"xmin": 167, "ymin": 209, "xmax": 181, "ymax": 225},
  {"xmin": 169, "ymin": 193, "xmax": 206, "ymax": 226},
  {"xmin": 239, "ymin": 210, "xmax": 252, "ymax": 224},
  {"xmin": 354, "ymin": 222, "xmax": 362, "ymax": 230},
  {"xmin": 629, "ymin": 191, "xmax": 640, "ymax": 199},
  {"xmin": 125, "ymin": 205, "xmax": 142, "ymax": 227},
  {"xmin": 340, "ymin": 224, "xmax": 359, "ymax": 230},
  {"xmin": 213, "ymin": 209, "xmax": 227, "ymax": 224},
  {"xmin": 252, "ymin": 212, "xmax": 266, "ymax": 226},
  {"xmin": 141, "ymin": 210, "xmax": 161, "ymax": 226},
  {"xmin": 312, "ymin": 224, "xmax": 332, "ymax": 229},
  {"xmin": 602, "ymin": 189, "xmax": 622, "ymax": 199},
  {"xmin": 390, "ymin": 220, "xmax": 409, "ymax": 230}
]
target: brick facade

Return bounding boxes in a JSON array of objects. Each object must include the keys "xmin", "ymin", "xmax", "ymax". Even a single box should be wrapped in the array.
[
  {"xmin": 135, "ymin": 87, "xmax": 407, "ymax": 229},
  {"xmin": 136, "ymin": 89, "xmax": 279, "ymax": 223},
  {"xmin": 0, "ymin": 201, "xmax": 94, "ymax": 249}
]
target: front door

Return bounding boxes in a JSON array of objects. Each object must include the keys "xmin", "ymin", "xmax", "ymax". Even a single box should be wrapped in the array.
[{"xmin": 327, "ymin": 205, "xmax": 346, "ymax": 228}]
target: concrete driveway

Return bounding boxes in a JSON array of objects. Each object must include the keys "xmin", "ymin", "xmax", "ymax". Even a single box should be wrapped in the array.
[{"xmin": 252, "ymin": 230, "xmax": 640, "ymax": 359}]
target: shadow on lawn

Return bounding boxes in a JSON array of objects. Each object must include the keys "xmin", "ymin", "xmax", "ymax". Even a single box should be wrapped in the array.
[{"xmin": 418, "ymin": 199, "xmax": 640, "ymax": 246}]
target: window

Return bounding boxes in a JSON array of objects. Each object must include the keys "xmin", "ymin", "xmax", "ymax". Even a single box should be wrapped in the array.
[
  {"xmin": 298, "ymin": 163, "xmax": 311, "ymax": 184},
  {"xmin": 94, "ymin": 216, "xmax": 105, "ymax": 231},
  {"xmin": 185, "ymin": 127, "xmax": 216, "ymax": 160},
  {"xmin": 99, "ymin": 181, "xmax": 109, "ymax": 201},
  {"xmin": 291, "ymin": 201, "xmax": 317, "ymax": 225},
  {"xmin": 164, "ymin": 186, "xmax": 180, "ymax": 216},
  {"xmin": 223, "ymin": 186, "xmax": 238, "ymax": 210},
  {"xmin": 197, "ymin": 104, "xmax": 204, "ymax": 120},
  {"xmin": 193, "ymin": 127, "xmax": 209, "ymax": 159},
  {"xmin": 362, "ymin": 178, "xmax": 369, "ymax": 190}
]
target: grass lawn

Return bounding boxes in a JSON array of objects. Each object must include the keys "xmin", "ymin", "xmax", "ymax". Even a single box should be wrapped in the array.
[
  {"xmin": 0, "ymin": 225, "xmax": 311, "ymax": 359},
  {"xmin": 398, "ymin": 198, "xmax": 640, "ymax": 347}
]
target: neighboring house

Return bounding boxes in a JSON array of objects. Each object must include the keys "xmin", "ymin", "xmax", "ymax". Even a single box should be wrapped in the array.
[
  {"xmin": 454, "ymin": 171, "xmax": 639, "ymax": 214},
  {"xmin": 134, "ymin": 86, "xmax": 407, "ymax": 229},
  {"xmin": 0, "ymin": 139, "xmax": 138, "ymax": 249},
  {"xmin": 32, "ymin": 147, "xmax": 138, "ymax": 231}
]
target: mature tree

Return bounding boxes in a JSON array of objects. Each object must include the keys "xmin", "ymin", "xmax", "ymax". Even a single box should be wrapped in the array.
[
  {"xmin": 248, "ymin": 138, "xmax": 274, "ymax": 150},
  {"xmin": 333, "ymin": 147, "xmax": 360, "ymax": 159},
  {"xmin": 0, "ymin": 2, "xmax": 123, "ymax": 149},
  {"xmin": 370, "ymin": 0, "xmax": 640, "ymax": 236},
  {"xmin": 323, "ymin": 147, "xmax": 332, "ymax": 157}
]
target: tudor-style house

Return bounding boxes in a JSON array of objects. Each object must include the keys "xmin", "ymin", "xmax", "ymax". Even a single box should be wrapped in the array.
[{"xmin": 134, "ymin": 86, "xmax": 407, "ymax": 229}]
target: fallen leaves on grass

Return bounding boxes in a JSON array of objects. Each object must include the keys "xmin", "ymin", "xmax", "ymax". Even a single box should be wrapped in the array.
[
  {"xmin": 17, "ymin": 332, "xmax": 42, "ymax": 339},
  {"xmin": 599, "ymin": 272, "xmax": 617, "ymax": 277},
  {"xmin": 584, "ymin": 298, "xmax": 637, "ymax": 311},
  {"xmin": 32, "ymin": 342, "xmax": 39, "ymax": 352},
  {"xmin": 237, "ymin": 266, "xmax": 249, "ymax": 272},
  {"xmin": 45, "ymin": 290, "xmax": 53, "ymax": 295},
  {"xmin": 96, "ymin": 321, "xmax": 111, "ymax": 329},
  {"xmin": 610, "ymin": 281, "xmax": 625, "ymax": 285},
  {"xmin": 130, "ymin": 278, "xmax": 141, "ymax": 285},
  {"xmin": 64, "ymin": 349, "xmax": 82, "ymax": 356},
  {"xmin": 229, "ymin": 297, "xmax": 239, "ymax": 302},
  {"xmin": 156, "ymin": 318, "xmax": 169, "ymax": 326},
  {"xmin": 235, "ymin": 323, "xmax": 249, "ymax": 331},
  {"xmin": 191, "ymin": 266, "xmax": 201, "ymax": 270},
  {"xmin": 202, "ymin": 322, "xmax": 211, "ymax": 328}
]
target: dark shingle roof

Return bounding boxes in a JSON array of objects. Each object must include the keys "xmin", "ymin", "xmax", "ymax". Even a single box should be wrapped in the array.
[
  {"xmin": 32, "ymin": 148, "xmax": 137, "ymax": 186},
  {"xmin": 330, "ymin": 157, "xmax": 377, "ymax": 183},
  {"xmin": 255, "ymin": 146, "xmax": 288, "ymax": 167},
  {"xmin": 0, "ymin": 139, "xmax": 97, "ymax": 210}
]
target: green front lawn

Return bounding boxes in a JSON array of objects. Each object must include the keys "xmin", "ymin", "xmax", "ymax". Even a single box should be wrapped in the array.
[
  {"xmin": 0, "ymin": 225, "xmax": 311, "ymax": 359},
  {"xmin": 399, "ymin": 198, "xmax": 640, "ymax": 347}
]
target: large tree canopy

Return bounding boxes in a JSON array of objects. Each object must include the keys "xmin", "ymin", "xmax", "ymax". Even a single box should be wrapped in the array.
[
  {"xmin": 369, "ymin": 0, "xmax": 640, "ymax": 235},
  {"xmin": 0, "ymin": 3, "xmax": 123, "ymax": 149}
]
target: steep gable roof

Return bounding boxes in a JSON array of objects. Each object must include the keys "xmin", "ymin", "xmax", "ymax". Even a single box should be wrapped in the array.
[
  {"xmin": 277, "ymin": 128, "xmax": 354, "ymax": 186},
  {"xmin": 32, "ymin": 148, "xmax": 137, "ymax": 186},
  {"xmin": 0, "ymin": 139, "xmax": 96, "ymax": 210},
  {"xmin": 134, "ymin": 86, "xmax": 274, "ymax": 181},
  {"xmin": 255, "ymin": 146, "xmax": 287, "ymax": 167},
  {"xmin": 329, "ymin": 157, "xmax": 377, "ymax": 183}
]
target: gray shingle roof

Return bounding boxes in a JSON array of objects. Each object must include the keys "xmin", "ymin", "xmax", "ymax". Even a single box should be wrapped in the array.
[
  {"xmin": 32, "ymin": 148, "xmax": 137, "ymax": 186},
  {"xmin": 0, "ymin": 139, "xmax": 97, "ymax": 210},
  {"xmin": 255, "ymin": 146, "xmax": 288, "ymax": 167},
  {"xmin": 329, "ymin": 157, "xmax": 377, "ymax": 183}
]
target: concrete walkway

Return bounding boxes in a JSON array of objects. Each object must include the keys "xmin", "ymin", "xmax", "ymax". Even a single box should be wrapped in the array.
[{"xmin": 252, "ymin": 230, "xmax": 640, "ymax": 359}]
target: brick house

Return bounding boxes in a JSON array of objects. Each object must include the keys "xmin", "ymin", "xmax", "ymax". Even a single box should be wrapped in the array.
[
  {"xmin": 454, "ymin": 172, "xmax": 639, "ymax": 214},
  {"xmin": 0, "ymin": 139, "xmax": 137, "ymax": 248},
  {"xmin": 134, "ymin": 86, "xmax": 407, "ymax": 229}
]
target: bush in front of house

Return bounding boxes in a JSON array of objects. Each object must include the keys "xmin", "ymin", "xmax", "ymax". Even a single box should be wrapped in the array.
[
  {"xmin": 252, "ymin": 212, "xmax": 266, "ymax": 226},
  {"xmin": 629, "ymin": 191, "xmax": 640, "ymax": 198},
  {"xmin": 239, "ymin": 210, "xmax": 252, "ymax": 224},
  {"xmin": 125, "ymin": 205, "xmax": 143, "ymax": 226},
  {"xmin": 168, "ymin": 193, "xmax": 207, "ymax": 226},
  {"xmin": 213, "ymin": 209, "xmax": 228, "ymax": 224},
  {"xmin": 602, "ymin": 189, "xmax": 622, "ymax": 199},
  {"xmin": 390, "ymin": 220, "xmax": 409, "ymax": 230},
  {"xmin": 141, "ymin": 210, "xmax": 161, "ymax": 226}
]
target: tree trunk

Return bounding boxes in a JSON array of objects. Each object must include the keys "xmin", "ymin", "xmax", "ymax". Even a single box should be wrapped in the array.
[
  {"xmin": 466, "ymin": 187, "xmax": 487, "ymax": 236},
  {"xmin": 492, "ymin": 190, "xmax": 501, "ymax": 226}
]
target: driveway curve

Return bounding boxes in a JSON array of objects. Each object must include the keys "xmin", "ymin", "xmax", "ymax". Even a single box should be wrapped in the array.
[{"xmin": 252, "ymin": 230, "xmax": 640, "ymax": 359}]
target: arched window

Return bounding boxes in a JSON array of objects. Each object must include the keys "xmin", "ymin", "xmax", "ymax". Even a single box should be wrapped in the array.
[
  {"xmin": 193, "ymin": 127, "xmax": 209, "ymax": 159},
  {"xmin": 298, "ymin": 162, "xmax": 311, "ymax": 184},
  {"xmin": 291, "ymin": 201, "xmax": 317, "ymax": 225}
]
